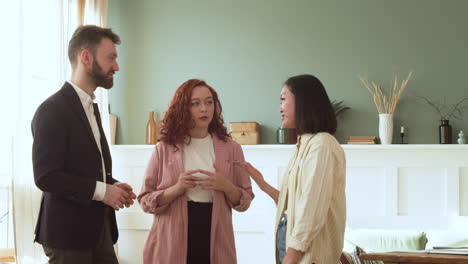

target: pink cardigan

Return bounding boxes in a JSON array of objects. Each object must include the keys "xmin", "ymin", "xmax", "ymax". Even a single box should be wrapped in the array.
[{"xmin": 138, "ymin": 135, "xmax": 254, "ymax": 264}]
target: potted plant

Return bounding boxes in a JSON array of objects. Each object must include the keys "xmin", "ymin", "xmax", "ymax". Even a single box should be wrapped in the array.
[
  {"xmin": 332, "ymin": 100, "xmax": 350, "ymax": 117},
  {"xmin": 417, "ymin": 96, "xmax": 468, "ymax": 144}
]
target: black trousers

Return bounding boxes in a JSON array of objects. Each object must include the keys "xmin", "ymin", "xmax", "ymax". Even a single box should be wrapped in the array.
[
  {"xmin": 42, "ymin": 215, "xmax": 118, "ymax": 264},
  {"xmin": 187, "ymin": 201, "xmax": 213, "ymax": 264}
]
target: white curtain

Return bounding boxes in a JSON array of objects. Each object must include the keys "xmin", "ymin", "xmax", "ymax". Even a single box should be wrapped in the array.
[
  {"xmin": 0, "ymin": 0, "xmax": 19, "ymax": 254},
  {"xmin": 7, "ymin": 0, "xmax": 109, "ymax": 263},
  {"xmin": 10, "ymin": 0, "xmax": 70, "ymax": 263}
]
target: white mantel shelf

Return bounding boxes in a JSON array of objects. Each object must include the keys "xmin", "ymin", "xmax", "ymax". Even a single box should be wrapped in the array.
[{"xmin": 112, "ymin": 144, "xmax": 468, "ymax": 150}]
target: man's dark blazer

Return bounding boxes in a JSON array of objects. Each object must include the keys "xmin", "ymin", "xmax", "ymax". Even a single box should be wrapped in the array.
[{"xmin": 32, "ymin": 82, "xmax": 118, "ymax": 249}]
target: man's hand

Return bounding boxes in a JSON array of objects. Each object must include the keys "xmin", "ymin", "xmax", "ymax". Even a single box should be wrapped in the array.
[
  {"xmin": 102, "ymin": 184, "xmax": 131, "ymax": 211},
  {"xmin": 116, "ymin": 183, "xmax": 137, "ymax": 207}
]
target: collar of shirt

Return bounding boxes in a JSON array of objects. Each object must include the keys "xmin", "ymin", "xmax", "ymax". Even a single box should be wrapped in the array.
[
  {"xmin": 296, "ymin": 133, "xmax": 316, "ymax": 149},
  {"xmin": 68, "ymin": 80, "xmax": 96, "ymax": 108}
]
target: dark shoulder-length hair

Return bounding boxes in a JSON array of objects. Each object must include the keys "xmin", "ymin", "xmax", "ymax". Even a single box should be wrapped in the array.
[
  {"xmin": 285, "ymin": 74, "xmax": 337, "ymax": 135},
  {"xmin": 159, "ymin": 79, "xmax": 229, "ymax": 148}
]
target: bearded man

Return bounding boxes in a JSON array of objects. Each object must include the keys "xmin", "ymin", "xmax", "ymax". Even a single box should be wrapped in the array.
[{"xmin": 31, "ymin": 25, "xmax": 136, "ymax": 264}]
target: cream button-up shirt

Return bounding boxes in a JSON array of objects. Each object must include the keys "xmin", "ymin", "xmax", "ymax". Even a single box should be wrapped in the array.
[{"xmin": 275, "ymin": 132, "xmax": 346, "ymax": 264}]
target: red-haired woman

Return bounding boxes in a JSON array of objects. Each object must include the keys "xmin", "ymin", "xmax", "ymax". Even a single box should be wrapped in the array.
[{"xmin": 138, "ymin": 79, "xmax": 254, "ymax": 264}]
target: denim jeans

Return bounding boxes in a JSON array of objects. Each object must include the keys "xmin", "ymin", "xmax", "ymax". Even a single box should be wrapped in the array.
[{"xmin": 276, "ymin": 214, "xmax": 287, "ymax": 262}]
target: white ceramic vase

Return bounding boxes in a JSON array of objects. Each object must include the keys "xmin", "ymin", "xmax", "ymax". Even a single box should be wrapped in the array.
[{"xmin": 379, "ymin": 113, "xmax": 393, "ymax": 145}]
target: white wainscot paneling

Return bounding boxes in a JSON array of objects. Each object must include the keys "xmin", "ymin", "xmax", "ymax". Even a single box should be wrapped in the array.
[
  {"xmin": 346, "ymin": 167, "xmax": 387, "ymax": 217},
  {"xmin": 397, "ymin": 167, "xmax": 446, "ymax": 216},
  {"xmin": 111, "ymin": 144, "xmax": 468, "ymax": 264},
  {"xmin": 461, "ymin": 167, "xmax": 468, "ymax": 216}
]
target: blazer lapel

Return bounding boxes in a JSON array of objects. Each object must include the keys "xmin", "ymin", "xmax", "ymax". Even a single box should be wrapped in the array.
[{"xmin": 60, "ymin": 82, "xmax": 100, "ymax": 155}]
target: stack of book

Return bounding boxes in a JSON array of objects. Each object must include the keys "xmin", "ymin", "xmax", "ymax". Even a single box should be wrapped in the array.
[
  {"xmin": 426, "ymin": 246, "xmax": 468, "ymax": 255},
  {"xmin": 347, "ymin": 136, "xmax": 376, "ymax": 145}
]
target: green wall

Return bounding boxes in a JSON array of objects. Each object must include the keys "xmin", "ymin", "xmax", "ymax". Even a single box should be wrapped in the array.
[{"xmin": 108, "ymin": 0, "xmax": 468, "ymax": 145}]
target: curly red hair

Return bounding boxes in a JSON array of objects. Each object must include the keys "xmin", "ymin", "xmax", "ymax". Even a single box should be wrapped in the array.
[{"xmin": 159, "ymin": 79, "xmax": 230, "ymax": 148}]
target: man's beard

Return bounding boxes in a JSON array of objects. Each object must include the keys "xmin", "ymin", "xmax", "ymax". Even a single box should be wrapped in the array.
[{"xmin": 89, "ymin": 60, "xmax": 114, "ymax": 89}]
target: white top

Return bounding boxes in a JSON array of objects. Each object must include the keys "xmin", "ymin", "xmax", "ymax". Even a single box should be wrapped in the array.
[
  {"xmin": 183, "ymin": 135, "xmax": 215, "ymax": 202},
  {"xmin": 68, "ymin": 81, "xmax": 107, "ymax": 201}
]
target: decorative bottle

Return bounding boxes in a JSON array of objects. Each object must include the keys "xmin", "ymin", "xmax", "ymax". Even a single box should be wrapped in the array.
[
  {"xmin": 439, "ymin": 120, "xmax": 452, "ymax": 144},
  {"xmin": 146, "ymin": 111, "xmax": 157, "ymax": 144},
  {"xmin": 458, "ymin": 130, "xmax": 466, "ymax": 144}
]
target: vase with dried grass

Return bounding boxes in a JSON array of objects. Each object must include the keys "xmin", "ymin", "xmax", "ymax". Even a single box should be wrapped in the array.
[{"xmin": 359, "ymin": 71, "xmax": 413, "ymax": 144}]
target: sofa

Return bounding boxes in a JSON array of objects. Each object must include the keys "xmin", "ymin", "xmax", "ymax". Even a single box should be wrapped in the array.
[{"xmin": 339, "ymin": 228, "xmax": 468, "ymax": 264}]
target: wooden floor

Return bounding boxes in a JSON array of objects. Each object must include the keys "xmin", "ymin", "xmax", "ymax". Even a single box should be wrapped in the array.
[{"xmin": 0, "ymin": 248, "xmax": 15, "ymax": 263}]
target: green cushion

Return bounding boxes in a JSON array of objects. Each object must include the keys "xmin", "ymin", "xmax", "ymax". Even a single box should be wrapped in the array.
[
  {"xmin": 425, "ymin": 230, "xmax": 468, "ymax": 249},
  {"xmin": 344, "ymin": 228, "xmax": 427, "ymax": 253}
]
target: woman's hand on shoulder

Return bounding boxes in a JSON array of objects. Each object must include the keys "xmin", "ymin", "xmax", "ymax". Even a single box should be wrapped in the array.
[
  {"xmin": 236, "ymin": 161, "xmax": 280, "ymax": 203},
  {"xmin": 234, "ymin": 161, "xmax": 265, "ymax": 186}
]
